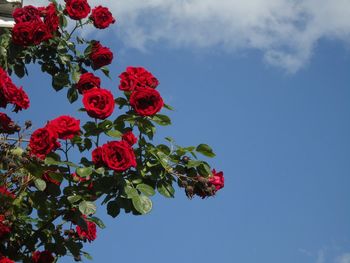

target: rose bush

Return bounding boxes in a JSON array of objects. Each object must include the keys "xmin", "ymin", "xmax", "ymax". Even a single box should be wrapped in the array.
[{"xmin": 0, "ymin": 0, "xmax": 224, "ymax": 262}]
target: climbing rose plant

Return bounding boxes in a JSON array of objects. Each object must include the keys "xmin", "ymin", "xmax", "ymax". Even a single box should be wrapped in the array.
[{"xmin": 0, "ymin": 0, "xmax": 224, "ymax": 262}]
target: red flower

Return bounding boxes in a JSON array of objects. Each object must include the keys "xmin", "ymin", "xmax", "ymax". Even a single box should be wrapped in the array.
[
  {"xmin": 82, "ymin": 88, "xmax": 115, "ymax": 120},
  {"xmin": 0, "ymin": 113, "xmax": 16, "ymax": 134},
  {"xmin": 29, "ymin": 127, "xmax": 60, "ymax": 159},
  {"xmin": 209, "ymin": 169, "xmax": 224, "ymax": 192},
  {"xmin": 0, "ymin": 186, "xmax": 15, "ymax": 199},
  {"xmin": 12, "ymin": 5, "xmax": 41, "ymax": 23},
  {"xmin": 0, "ymin": 257, "xmax": 15, "ymax": 263},
  {"xmin": 122, "ymin": 131, "xmax": 138, "ymax": 146},
  {"xmin": 119, "ymin": 67, "xmax": 159, "ymax": 92},
  {"xmin": 130, "ymin": 87, "xmax": 164, "ymax": 116},
  {"xmin": 32, "ymin": 251, "xmax": 54, "ymax": 263},
  {"xmin": 76, "ymin": 217, "xmax": 97, "ymax": 242},
  {"xmin": 12, "ymin": 21, "xmax": 51, "ymax": 46},
  {"xmin": 43, "ymin": 3, "xmax": 59, "ymax": 33},
  {"xmin": 90, "ymin": 6, "xmax": 116, "ymax": 29},
  {"xmin": 101, "ymin": 141, "xmax": 136, "ymax": 172},
  {"xmin": 64, "ymin": 0, "xmax": 91, "ymax": 20},
  {"xmin": 0, "ymin": 215, "xmax": 11, "ymax": 240},
  {"xmin": 6, "ymin": 85, "xmax": 30, "ymax": 112},
  {"xmin": 92, "ymin": 147, "xmax": 104, "ymax": 168},
  {"xmin": 47, "ymin": 115, "xmax": 80, "ymax": 140},
  {"xmin": 89, "ymin": 42, "xmax": 113, "ymax": 70},
  {"xmin": 76, "ymin": 72, "xmax": 101, "ymax": 94}
]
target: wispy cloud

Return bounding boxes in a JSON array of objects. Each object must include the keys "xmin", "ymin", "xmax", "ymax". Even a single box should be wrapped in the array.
[
  {"xmin": 337, "ymin": 253, "xmax": 350, "ymax": 263},
  {"xmin": 25, "ymin": 0, "xmax": 350, "ymax": 72}
]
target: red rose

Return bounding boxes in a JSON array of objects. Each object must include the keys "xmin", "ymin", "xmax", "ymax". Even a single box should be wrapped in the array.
[
  {"xmin": 76, "ymin": 217, "xmax": 97, "ymax": 242},
  {"xmin": 209, "ymin": 169, "xmax": 224, "ymax": 192},
  {"xmin": 29, "ymin": 127, "xmax": 60, "ymax": 159},
  {"xmin": 0, "ymin": 186, "xmax": 15, "ymax": 199},
  {"xmin": 0, "ymin": 257, "xmax": 15, "ymax": 263},
  {"xmin": 122, "ymin": 131, "xmax": 138, "ymax": 146},
  {"xmin": 101, "ymin": 141, "xmax": 136, "ymax": 172},
  {"xmin": 0, "ymin": 113, "xmax": 16, "ymax": 134},
  {"xmin": 0, "ymin": 215, "xmax": 11, "ymax": 240},
  {"xmin": 6, "ymin": 85, "xmax": 30, "ymax": 112},
  {"xmin": 89, "ymin": 42, "xmax": 114, "ymax": 70},
  {"xmin": 82, "ymin": 88, "xmax": 115, "ymax": 119},
  {"xmin": 43, "ymin": 3, "xmax": 59, "ymax": 33},
  {"xmin": 65, "ymin": 0, "xmax": 91, "ymax": 20},
  {"xmin": 47, "ymin": 115, "xmax": 80, "ymax": 140},
  {"xmin": 130, "ymin": 87, "xmax": 164, "ymax": 116},
  {"xmin": 76, "ymin": 72, "xmax": 101, "ymax": 94},
  {"xmin": 12, "ymin": 5, "xmax": 41, "ymax": 23},
  {"xmin": 12, "ymin": 22, "xmax": 34, "ymax": 46},
  {"xmin": 92, "ymin": 147, "xmax": 104, "ymax": 167},
  {"xmin": 32, "ymin": 251, "xmax": 54, "ymax": 263},
  {"xmin": 12, "ymin": 21, "xmax": 51, "ymax": 46},
  {"xmin": 119, "ymin": 67, "xmax": 159, "ymax": 92},
  {"xmin": 90, "ymin": 6, "xmax": 116, "ymax": 29}
]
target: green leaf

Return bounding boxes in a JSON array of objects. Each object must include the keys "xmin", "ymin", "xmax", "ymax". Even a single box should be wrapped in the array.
[
  {"xmin": 76, "ymin": 167, "xmax": 93, "ymax": 178},
  {"xmin": 164, "ymin": 103, "xmax": 174, "ymax": 111},
  {"xmin": 107, "ymin": 201, "xmax": 120, "ymax": 218},
  {"xmin": 67, "ymin": 87, "xmax": 78, "ymax": 103},
  {"xmin": 151, "ymin": 114, "xmax": 171, "ymax": 126},
  {"xmin": 132, "ymin": 195, "xmax": 152, "ymax": 215},
  {"xmin": 14, "ymin": 64, "xmax": 25, "ymax": 78},
  {"xmin": 196, "ymin": 144, "xmax": 216, "ymax": 158},
  {"xmin": 157, "ymin": 182, "xmax": 175, "ymax": 198},
  {"xmin": 52, "ymin": 72, "xmax": 70, "ymax": 91},
  {"xmin": 100, "ymin": 67, "xmax": 110, "ymax": 78},
  {"xmin": 34, "ymin": 179, "xmax": 47, "ymax": 191},
  {"xmin": 105, "ymin": 129, "xmax": 122, "ymax": 138},
  {"xmin": 115, "ymin": 97, "xmax": 128, "ymax": 108},
  {"xmin": 67, "ymin": 195, "xmax": 82, "ymax": 204},
  {"xmin": 79, "ymin": 201, "xmax": 96, "ymax": 215},
  {"xmin": 124, "ymin": 185, "xmax": 138, "ymax": 199},
  {"xmin": 136, "ymin": 184, "xmax": 156, "ymax": 197}
]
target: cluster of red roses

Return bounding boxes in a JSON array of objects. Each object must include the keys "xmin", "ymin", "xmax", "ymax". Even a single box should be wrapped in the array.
[
  {"xmin": 12, "ymin": 0, "xmax": 115, "ymax": 47},
  {"xmin": 0, "ymin": 68, "xmax": 29, "ymax": 113},
  {"xmin": 29, "ymin": 115, "xmax": 80, "ymax": 159}
]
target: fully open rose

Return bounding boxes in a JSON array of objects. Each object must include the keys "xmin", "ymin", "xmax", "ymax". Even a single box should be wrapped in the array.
[
  {"xmin": 47, "ymin": 115, "xmax": 81, "ymax": 140},
  {"xmin": 76, "ymin": 72, "xmax": 101, "ymax": 94},
  {"xmin": 101, "ymin": 141, "xmax": 137, "ymax": 172},
  {"xmin": 64, "ymin": 0, "xmax": 91, "ymax": 20},
  {"xmin": 90, "ymin": 6, "xmax": 115, "ymax": 29},
  {"xmin": 29, "ymin": 127, "xmax": 60, "ymax": 159},
  {"xmin": 130, "ymin": 87, "xmax": 164, "ymax": 116},
  {"xmin": 90, "ymin": 42, "xmax": 114, "ymax": 70},
  {"xmin": 119, "ymin": 67, "xmax": 159, "ymax": 92},
  {"xmin": 82, "ymin": 88, "xmax": 115, "ymax": 119}
]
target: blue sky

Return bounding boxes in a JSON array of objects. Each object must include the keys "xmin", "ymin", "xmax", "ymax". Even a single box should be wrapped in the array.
[{"xmin": 12, "ymin": 1, "xmax": 350, "ymax": 262}]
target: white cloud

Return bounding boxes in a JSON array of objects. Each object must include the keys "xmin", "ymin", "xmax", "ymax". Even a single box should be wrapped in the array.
[
  {"xmin": 25, "ymin": 0, "xmax": 350, "ymax": 72},
  {"xmin": 337, "ymin": 253, "xmax": 350, "ymax": 263}
]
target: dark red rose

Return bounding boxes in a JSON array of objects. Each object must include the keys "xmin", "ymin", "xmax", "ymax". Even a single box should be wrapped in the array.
[
  {"xmin": 42, "ymin": 171, "xmax": 61, "ymax": 186},
  {"xmin": 0, "ymin": 113, "xmax": 16, "ymax": 134},
  {"xmin": 119, "ymin": 67, "xmax": 159, "ymax": 92},
  {"xmin": 0, "ymin": 257, "xmax": 15, "ymax": 263},
  {"xmin": 129, "ymin": 87, "xmax": 164, "ymax": 116},
  {"xmin": 76, "ymin": 72, "xmax": 101, "ymax": 94},
  {"xmin": 92, "ymin": 147, "xmax": 104, "ymax": 167},
  {"xmin": 101, "ymin": 141, "xmax": 136, "ymax": 172},
  {"xmin": 209, "ymin": 169, "xmax": 224, "ymax": 192},
  {"xmin": 29, "ymin": 127, "xmax": 60, "ymax": 160},
  {"xmin": 32, "ymin": 251, "xmax": 54, "ymax": 263},
  {"xmin": 65, "ymin": 0, "xmax": 91, "ymax": 20},
  {"xmin": 12, "ymin": 21, "xmax": 51, "ymax": 46},
  {"xmin": 0, "ymin": 186, "xmax": 15, "ymax": 199},
  {"xmin": 90, "ymin": 6, "xmax": 116, "ymax": 29},
  {"xmin": 122, "ymin": 131, "xmax": 138, "ymax": 146},
  {"xmin": 76, "ymin": 217, "xmax": 97, "ymax": 242},
  {"xmin": 0, "ymin": 215, "xmax": 11, "ymax": 240},
  {"xmin": 6, "ymin": 85, "xmax": 30, "ymax": 112},
  {"xmin": 12, "ymin": 22, "xmax": 34, "ymax": 46},
  {"xmin": 12, "ymin": 5, "xmax": 41, "ymax": 23},
  {"xmin": 82, "ymin": 88, "xmax": 115, "ymax": 119},
  {"xmin": 89, "ymin": 42, "xmax": 113, "ymax": 70},
  {"xmin": 43, "ymin": 3, "xmax": 59, "ymax": 33},
  {"xmin": 47, "ymin": 115, "xmax": 80, "ymax": 140}
]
